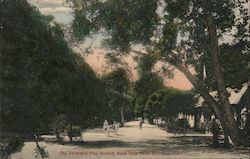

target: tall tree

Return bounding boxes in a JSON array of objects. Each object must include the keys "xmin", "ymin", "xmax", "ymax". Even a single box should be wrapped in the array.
[
  {"xmin": 133, "ymin": 73, "xmax": 164, "ymax": 117},
  {"xmin": 0, "ymin": 0, "xmax": 106, "ymax": 135},
  {"xmin": 133, "ymin": 54, "xmax": 164, "ymax": 117},
  {"xmin": 145, "ymin": 88, "xmax": 195, "ymax": 123},
  {"xmin": 160, "ymin": 0, "xmax": 248, "ymax": 145},
  {"xmin": 102, "ymin": 68, "xmax": 131, "ymax": 125},
  {"xmin": 69, "ymin": 0, "xmax": 248, "ymax": 145}
]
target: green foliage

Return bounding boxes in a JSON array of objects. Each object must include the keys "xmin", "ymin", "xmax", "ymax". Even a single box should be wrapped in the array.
[
  {"xmin": 133, "ymin": 73, "xmax": 163, "ymax": 116},
  {"xmin": 163, "ymin": 0, "xmax": 249, "ymax": 90},
  {"xmin": 0, "ymin": 0, "xmax": 107, "ymax": 133},
  {"xmin": 105, "ymin": 53, "xmax": 122, "ymax": 65},
  {"xmin": 158, "ymin": 21, "xmax": 178, "ymax": 52},
  {"xmin": 6, "ymin": 136, "xmax": 24, "ymax": 153},
  {"xmin": 137, "ymin": 54, "xmax": 158, "ymax": 77},
  {"xmin": 166, "ymin": 90, "xmax": 196, "ymax": 116},
  {"xmin": 71, "ymin": 0, "xmax": 248, "ymax": 91},
  {"xmin": 144, "ymin": 88, "xmax": 177, "ymax": 118},
  {"xmin": 0, "ymin": 135, "xmax": 24, "ymax": 159},
  {"xmin": 50, "ymin": 114, "xmax": 67, "ymax": 132},
  {"xmin": 66, "ymin": 125, "xmax": 81, "ymax": 137},
  {"xmin": 102, "ymin": 68, "xmax": 129, "ymax": 93},
  {"xmin": 72, "ymin": 10, "xmax": 91, "ymax": 40},
  {"xmin": 145, "ymin": 89, "xmax": 195, "ymax": 119},
  {"xmin": 166, "ymin": 0, "xmax": 235, "ymax": 28},
  {"xmin": 161, "ymin": 65, "xmax": 174, "ymax": 79},
  {"xmin": 102, "ymin": 68, "xmax": 132, "ymax": 121},
  {"xmin": 133, "ymin": 53, "xmax": 164, "ymax": 117},
  {"xmin": 70, "ymin": 0, "xmax": 248, "ymax": 145},
  {"xmin": 70, "ymin": 0, "xmax": 159, "ymax": 51},
  {"xmin": 196, "ymin": 43, "xmax": 250, "ymax": 90}
]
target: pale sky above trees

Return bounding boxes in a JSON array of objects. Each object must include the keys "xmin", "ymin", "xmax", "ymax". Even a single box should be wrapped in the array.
[{"xmin": 27, "ymin": 0, "xmax": 194, "ymax": 90}]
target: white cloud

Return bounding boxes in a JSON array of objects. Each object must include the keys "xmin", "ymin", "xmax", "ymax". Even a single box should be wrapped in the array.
[
  {"xmin": 28, "ymin": 0, "xmax": 72, "ymax": 11},
  {"xmin": 28, "ymin": 0, "xmax": 66, "ymax": 5},
  {"xmin": 39, "ymin": 7, "xmax": 72, "ymax": 14}
]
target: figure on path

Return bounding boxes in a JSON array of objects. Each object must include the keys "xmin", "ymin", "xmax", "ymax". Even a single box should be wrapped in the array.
[
  {"xmin": 113, "ymin": 120, "xmax": 117, "ymax": 125},
  {"xmin": 139, "ymin": 120, "xmax": 143, "ymax": 130},
  {"xmin": 210, "ymin": 118, "xmax": 220, "ymax": 147},
  {"xmin": 103, "ymin": 120, "xmax": 109, "ymax": 131}
]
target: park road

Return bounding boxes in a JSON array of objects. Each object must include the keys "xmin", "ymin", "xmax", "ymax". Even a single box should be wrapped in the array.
[{"xmin": 11, "ymin": 121, "xmax": 249, "ymax": 159}]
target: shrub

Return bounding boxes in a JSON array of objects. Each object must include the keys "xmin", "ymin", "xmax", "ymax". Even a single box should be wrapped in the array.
[{"xmin": 0, "ymin": 135, "xmax": 24, "ymax": 159}]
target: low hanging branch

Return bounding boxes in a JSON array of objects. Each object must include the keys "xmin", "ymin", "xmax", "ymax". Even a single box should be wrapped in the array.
[{"xmin": 131, "ymin": 46, "xmax": 232, "ymax": 145}]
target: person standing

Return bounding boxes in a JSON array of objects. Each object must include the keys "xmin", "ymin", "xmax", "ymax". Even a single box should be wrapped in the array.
[
  {"xmin": 103, "ymin": 120, "xmax": 109, "ymax": 131},
  {"xmin": 139, "ymin": 120, "xmax": 143, "ymax": 130},
  {"xmin": 210, "ymin": 118, "xmax": 220, "ymax": 147}
]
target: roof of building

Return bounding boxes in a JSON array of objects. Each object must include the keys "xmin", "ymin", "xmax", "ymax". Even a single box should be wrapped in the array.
[{"xmin": 196, "ymin": 83, "xmax": 249, "ymax": 107}]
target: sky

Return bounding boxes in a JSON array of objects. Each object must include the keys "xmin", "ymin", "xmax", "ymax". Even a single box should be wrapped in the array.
[{"xmin": 27, "ymin": 0, "xmax": 193, "ymax": 90}]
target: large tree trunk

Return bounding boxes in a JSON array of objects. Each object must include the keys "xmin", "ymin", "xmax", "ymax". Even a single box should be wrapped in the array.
[
  {"xmin": 131, "ymin": 48, "xmax": 238, "ymax": 145},
  {"xmin": 173, "ymin": 61, "xmax": 230, "ymax": 145},
  {"xmin": 205, "ymin": 15, "xmax": 241, "ymax": 145},
  {"xmin": 131, "ymin": 48, "xmax": 231, "ymax": 144}
]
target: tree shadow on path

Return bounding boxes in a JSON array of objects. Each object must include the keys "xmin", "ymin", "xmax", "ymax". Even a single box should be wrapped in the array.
[{"xmin": 60, "ymin": 136, "xmax": 250, "ymax": 157}]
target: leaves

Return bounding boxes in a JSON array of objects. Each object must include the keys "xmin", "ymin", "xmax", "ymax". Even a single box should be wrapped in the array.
[
  {"xmin": 72, "ymin": 10, "xmax": 92, "ymax": 40},
  {"xmin": 145, "ymin": 89, "xmax": 195, "ymax": 118},
  {"xmin": 70, "ymin": 0, "xmax": 159, "ymax": 52},
  {"xmin": 102, "ymin": 68, "xmax": 132, "ymax": 121},
  {"xmin": 0, "ymin": 0, "xmax": 107, "ymax": 132}
]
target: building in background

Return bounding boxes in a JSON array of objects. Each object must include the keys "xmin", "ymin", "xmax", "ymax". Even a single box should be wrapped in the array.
[{"xmin": 194, "ymin": 82, "xmax": 250, "ymax": 132}]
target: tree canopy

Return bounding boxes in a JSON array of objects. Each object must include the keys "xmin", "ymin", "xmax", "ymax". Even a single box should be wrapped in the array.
[
  {"xmin": 69, "ymin": 0, "xmax": 249, "ymax": 145},
  {"xmin": 145, "ymin": 88, "xmax": 195, "ymax": 120},
  {"xmin": 0, "ymin": 0, "xmax": 107, "ymax": 133},
  {"xmin": 102, "ymin": 68, "xmax": 133, "ymax": 122}
]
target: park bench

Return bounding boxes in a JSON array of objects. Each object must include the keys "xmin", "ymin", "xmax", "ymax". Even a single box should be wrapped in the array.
[
  {"xmin": 33, "ymin": 134, "xmax": 50, "ymax": 158},
  {"xmin": 67, "ymin": 128, "xmax": 82, "ymax": 141}
]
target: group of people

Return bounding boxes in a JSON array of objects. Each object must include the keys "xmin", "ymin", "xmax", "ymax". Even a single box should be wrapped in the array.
[
  {"xmin": 103, "ymin": 117, "xmax": 221, "ymax": 146},
  {"xmin": 103, "ymin": 119, "xmax": 144, "ymax": 134},
  {"xmin": 103, "ymin": 120, "xmax": 120, "ymax": 135}
]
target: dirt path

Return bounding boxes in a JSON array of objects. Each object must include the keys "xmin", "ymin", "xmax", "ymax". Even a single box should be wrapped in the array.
[{"xmin": 11, "ymin": 121, "xmax": 249, "ymax": 159}]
